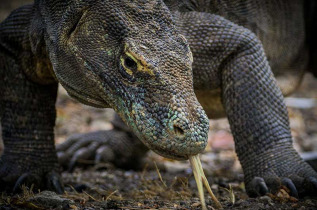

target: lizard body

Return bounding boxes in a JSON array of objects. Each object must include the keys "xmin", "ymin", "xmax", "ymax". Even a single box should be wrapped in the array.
[{"xmin": 0, "ymin": 0, "xmax": 316, "ymax": 197}]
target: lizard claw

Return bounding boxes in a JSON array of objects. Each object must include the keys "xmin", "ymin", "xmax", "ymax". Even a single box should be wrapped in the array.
[
  {"xmin": 281, "ymin": 177, "xmax": 298, "ymax": 198},
  {"xmin": 247, "ymin": 177, "xmax": 269, "ymax": 197},
  {"xmin": 95, "ymin": 145, "xmax": 115, "ymax": 164},
  {"xmin": 68, "ymin": 142, "xmax": 100, "ymax": 172},
  {"xmin": 46, "ymin": 171, "xmax": 64, "ymax": 194},
  {"xmin": 303, "ymin": 177, "xmax": 317, "ymax": 196},
  {"xmin": 310, "ymin": 177, "xmax": 317, "ymax": 189},
  {"xmin": 13, "ymin": 173, "xmax": 40, "ymax": 193}
]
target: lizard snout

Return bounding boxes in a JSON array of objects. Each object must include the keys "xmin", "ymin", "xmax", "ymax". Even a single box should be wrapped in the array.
[
  {"xmin": 172, "ymin": 124, "xmax": 185, "ymax": 137},
  {"xmin": 153, "ymin": 106, "xmax": 210, "ymax": 159}
]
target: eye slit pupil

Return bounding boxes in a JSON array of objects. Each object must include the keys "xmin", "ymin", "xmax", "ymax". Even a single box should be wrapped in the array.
[{"xmin": 124, "ymin": 57, "xmax": 137, "ymax": 69}]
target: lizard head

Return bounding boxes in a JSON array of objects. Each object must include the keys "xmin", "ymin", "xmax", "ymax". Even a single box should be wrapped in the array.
[{"xmin": 41, "ymin": 0, "xmax": 209, "ymax": 160}]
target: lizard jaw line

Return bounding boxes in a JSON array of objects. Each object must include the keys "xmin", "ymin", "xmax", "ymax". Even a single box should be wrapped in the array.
[{"xmin": 59, "ymin": 80, "xmax": 109, "ymax": 108}]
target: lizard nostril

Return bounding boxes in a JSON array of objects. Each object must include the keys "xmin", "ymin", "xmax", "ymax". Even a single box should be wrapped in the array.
[{"xmin": 173, "ymin": 125, "xmax": 185, "ymax": 137}]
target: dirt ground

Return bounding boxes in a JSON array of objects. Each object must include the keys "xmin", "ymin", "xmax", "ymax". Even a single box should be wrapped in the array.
[{"xmin": 1, "ymin": 1, "xmax": 317, "ymax": 209}]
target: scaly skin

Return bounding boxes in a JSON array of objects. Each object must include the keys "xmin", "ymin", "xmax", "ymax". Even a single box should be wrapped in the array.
[
  {"xmin": 0, "ymin": 5, "xmax": 63, "ymax": 193},
  {"xmin": 57, "ymin": 115, "xmax": 148, "ymax": 172},
  {"xmin": 0, "ymin": 0, "xmax": 316, "ymax": 197}
]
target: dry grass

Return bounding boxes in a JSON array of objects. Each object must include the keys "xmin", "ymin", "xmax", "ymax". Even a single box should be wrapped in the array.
[{"xmin": 0, "ymin": 185, "xmax": 43, "ymax": 209}]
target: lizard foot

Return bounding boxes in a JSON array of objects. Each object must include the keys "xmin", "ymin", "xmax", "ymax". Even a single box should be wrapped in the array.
[
  {"xmin": 0, "ymin": 160, "xmax": 63, "ymax": 193},
  {"xmin": 56, "ymin": 130, "xmax": 148, "ymax": 172},
  {"xmin": 247, "ymin": 175, "xmax": 317, "ymax": 198},
  {"xmin": 12, "ymin": 171, "xmax": 64, "ymax": 194},
  {"xmin": 244, "ymin": 149, "xmax": 317, "ymax": 198}
]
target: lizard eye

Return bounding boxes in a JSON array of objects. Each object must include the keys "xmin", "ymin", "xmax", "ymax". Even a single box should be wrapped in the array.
[
  {"xmin": 119, "ymin": 54, "xmax": 138, "ymax": 82},
  {"xmin": 124, "ymin": 57, "xmax": 137, "ymax": 71}
]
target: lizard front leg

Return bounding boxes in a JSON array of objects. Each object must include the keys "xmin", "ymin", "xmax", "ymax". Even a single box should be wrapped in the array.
[
  {"xmin": 0, "ymin": 5, "xmax": 63, "ymax": 193},
  {"xmin": 220, "ymin": 34, "xmax": 317, "ymax": 197},
  {"xmin": 0, "ymin": 56, "xmax": 63, "ymax": 193},
  {"xmin": 0, "ymin": 57, "xmax": 63, "ymax": 193},
  {"xmin": 176, "ymin": 11, "xmax": 317, "ymax": 197}
]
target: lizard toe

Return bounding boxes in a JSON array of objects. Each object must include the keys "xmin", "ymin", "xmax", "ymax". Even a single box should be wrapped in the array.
[
  {"xmin": 288, "ymin": 174, "xmax": 317, "ymax": 196},
  {"xmin": 281, "ymin": 177, "xmax": 298, "ymax": 198},
  {"xmin": 46, "ymin": 171, "xmax": 64, "ymax": 194},
  {"xmin": 56, "ymin": 134, "xmax": 81, "ymax": 152},
  {"xmin": 247, "ymin": 177, "xmax": 269, "ymax": 197},
  {"xmin": 57, "ymin": 134, "xmax": 100, "ymax": 170},
  {"xmin": 302, "ymin": 177, "xmax": 317, "ymax": 196},
  {"xmin": 13, "ymin": 173, "xmax": 41, "ymax": 193},
  {"xmin": 68, "ymin": 142, "xmax": 100, "ymax": 172},
  {"xmin": 57, "ymin": 151, "xmax": 69, "ymax": 165},
  {"xmin": 95, "ymin": 145, "xmax": 115, "ymax": 164},
  {"xmin": 311, "ymin": 177, "xmax": 317, "ymax": 195}
]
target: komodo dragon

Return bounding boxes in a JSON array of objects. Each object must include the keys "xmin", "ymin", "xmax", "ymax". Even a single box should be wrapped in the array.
[{"xmin": 0, "ymin": 0, "xmax": 317, "ymax": 198}]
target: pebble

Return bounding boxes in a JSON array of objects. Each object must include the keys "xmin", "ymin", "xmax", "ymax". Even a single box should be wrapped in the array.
[
  {"xmin": 191, "ymin": 202, "xmax": 201, "ymax": 207},
  {"xmin": 27, "ymin": 191, "xmax": 74, "ymax": 210},
  {"xmin": 259, "ymin": 195, "xmax": 273, "ymax": 206},
  {"xmin": 304, "ymin": 199, "xmax": 316, "ymax": 206}
]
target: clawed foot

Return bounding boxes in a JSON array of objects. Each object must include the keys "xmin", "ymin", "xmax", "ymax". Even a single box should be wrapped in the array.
[
  {"xmin": 56, "ymin": 130, "xmax": 148, "ymax": 172},
  {"xmin": 247, "ymin": 175, "xmax": 317, "ymax": 198},
  {"xmin": 0, "ymin": 160, "xmax": 63, "ymax": 193},
  {"xmin": 245, "ymin": 151, "xmax": 317, "ymax": 198},
  {"xmin": 12, "ymin": 171, "xmax": 64, "ymax": 194}
]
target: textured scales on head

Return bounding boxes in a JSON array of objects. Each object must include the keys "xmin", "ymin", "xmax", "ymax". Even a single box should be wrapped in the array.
[{"xmin": 39, "ymin": 0, "xmax": 209, "ymax": 159}]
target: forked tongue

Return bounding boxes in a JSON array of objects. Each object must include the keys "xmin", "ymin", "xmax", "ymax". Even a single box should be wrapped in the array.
[{"xmin": 189, "ymin": 155, "xmax": 222, "ymax": 209}]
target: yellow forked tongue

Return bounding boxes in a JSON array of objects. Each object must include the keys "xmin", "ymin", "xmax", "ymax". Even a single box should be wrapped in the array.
[{"xmin": 189, "ymin": 155, "xmax": 222, "ymax": 210}]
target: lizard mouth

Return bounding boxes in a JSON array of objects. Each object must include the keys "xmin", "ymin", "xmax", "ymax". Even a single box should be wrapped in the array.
[{"xmin": 152, "ymin": 147, "xmax": 189, "ymax": 160}]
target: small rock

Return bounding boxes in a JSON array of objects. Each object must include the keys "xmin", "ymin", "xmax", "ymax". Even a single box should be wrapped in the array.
[
  {"xmin": 304, "ymin": 199, "xmax": 316, "ymax": 206},
  {"xmin": 207, "ymin": 205, "xmax": 216, "ymax": 210},
  {"xmin": 27, "ymin": 191, "xmax": 74, "ymax": 210},
  {"xmin": 179, "ymin": 201, "xmax": 186, "ymax": 205},
  {"xmin": 259, "ymin": 195, "xmax": 273, "ymax": 206},
  {"xmin": 191, "ymin": 202, "xmax": 201, "ymax": 207},
  {"xmin": 69, "ymin": 205, "xmax": 78, "ymax": 210},
  {"xmin": 276, "ymin": 188, "xmax": 290, "ymax": 199},
  {"xmin": 233, "ymin": 200, "xmax": 244, "ymax": 206}
]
